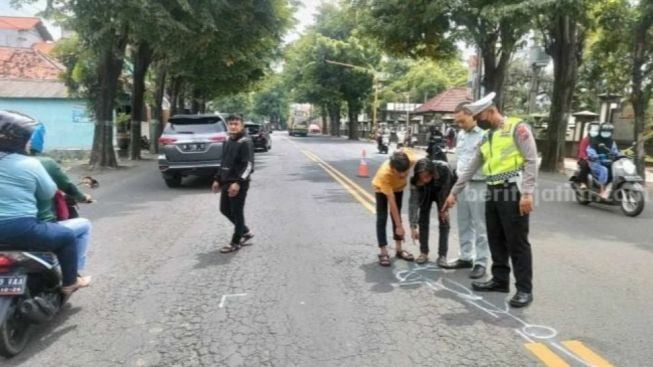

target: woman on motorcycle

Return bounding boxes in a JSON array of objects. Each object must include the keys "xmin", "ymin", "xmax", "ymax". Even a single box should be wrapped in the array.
[
  {"xmin": 587, "ymin": 123, "xmax": 620, "ymax": 199},
  {"xmin": 28, "ymin": 134, "xmax": 94, "ymax": 279},
  {"xmin": 0, "ymin": 110, "xmax": 90, "ymax": 295}
]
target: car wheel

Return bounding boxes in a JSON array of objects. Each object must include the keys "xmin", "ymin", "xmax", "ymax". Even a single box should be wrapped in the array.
[{"xmin": 163, "ymin": 174, "xmax": 182, "ymax": 188}]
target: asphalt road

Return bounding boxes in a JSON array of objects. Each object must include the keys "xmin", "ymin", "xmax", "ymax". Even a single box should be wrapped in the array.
[{"xmin": 5, "ymin": 133, "xmax": 653, "ymax": 367}]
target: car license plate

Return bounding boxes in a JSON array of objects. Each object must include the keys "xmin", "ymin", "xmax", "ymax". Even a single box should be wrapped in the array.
[
  {"xmin": 0, "ymin": 275, "xmax": 27, "ymax": 296},
  {"xmin": 183, "ymin": 143, "xmax": 205, "ymax": 152}
]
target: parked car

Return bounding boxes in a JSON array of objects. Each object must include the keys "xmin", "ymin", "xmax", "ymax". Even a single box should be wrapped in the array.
[
  {"xmin": 157, "ymin": 114, "xmax": 227, "ymax": 188},
  {"xmin": 309, "ymin": 124, "xmax": 321, "ymax": 134},
  {"xmin": 245, "ymin": 122, "xmax": 272, "ymax": 152}
]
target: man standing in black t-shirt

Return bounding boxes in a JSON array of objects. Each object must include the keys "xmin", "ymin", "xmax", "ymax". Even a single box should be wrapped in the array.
[{"xmin": 212, "ymin": 114, "xmax": 255, "ymax": 253}]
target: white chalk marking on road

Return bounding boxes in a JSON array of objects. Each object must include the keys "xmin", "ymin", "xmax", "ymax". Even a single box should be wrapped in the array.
[
  {"xmin": 550, "ymin": 341, "xmax": 594, "ymax": 367},
  {"xmin": 218, "ymin": 293, "xmax": 248, "ymax": 308},
  {"xmin": 515, "ymin": 329, "xmax": 535, "ymax": 344}
]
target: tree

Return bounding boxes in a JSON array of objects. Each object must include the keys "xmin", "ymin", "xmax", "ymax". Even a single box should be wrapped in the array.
[
  {"xmin": 528, "ymin": 0, "xmax": 593, "ymax": 172},
  {"xmin": 252, "ymin": 76, "xmax": 289, "ymax": 128},
  {"xmin": 629, "ymin": 1, "xmax": 653, "ymax": 178},
  {"xmin": 354, "ymin": 0, "xmax": 531, "ymax": 107}
]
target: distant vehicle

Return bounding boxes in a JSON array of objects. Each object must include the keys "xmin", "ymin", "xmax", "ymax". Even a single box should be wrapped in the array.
[
  {"xmin": 157, "ymin": 114, "xmax": 227, "ymax": 188},
  {"xmin": 289, "ymin": 122, "xmax": 308, "ymax": 137},
  {"xmin": 245, "ymin": 122, "xmax": 271, "ymax": 152},
  {"xmin": 309, "ymin": 124, "xmax": 321, "ymax": 134}
]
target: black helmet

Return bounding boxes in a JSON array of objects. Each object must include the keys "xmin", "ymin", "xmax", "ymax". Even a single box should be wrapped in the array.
[
  {"xmin": 599, "ymin": 123, "xmax": 614, "ymax": 139},
  {"xmin": 0, "ymin": 110, "xmax": 36, "ymax": 153}
]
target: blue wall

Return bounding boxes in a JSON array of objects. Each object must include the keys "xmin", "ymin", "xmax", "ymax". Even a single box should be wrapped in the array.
[{"xmin": 0, "ymin": 98, "xmax": 94, "ymax": 150}]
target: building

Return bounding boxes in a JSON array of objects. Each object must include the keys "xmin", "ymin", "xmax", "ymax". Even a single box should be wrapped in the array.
[
  {"xmin": 0, "ymin": 16, "xmax": 53, "ymax": 48},
  {"xmin": 0, "ymin": 18, "xmax": 93, "ymax": 151}
]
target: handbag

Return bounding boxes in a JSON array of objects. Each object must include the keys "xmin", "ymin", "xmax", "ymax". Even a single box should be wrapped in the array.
[{"xmin": 54, "ymin": 190, "xmax": 70, "ymax": 221}]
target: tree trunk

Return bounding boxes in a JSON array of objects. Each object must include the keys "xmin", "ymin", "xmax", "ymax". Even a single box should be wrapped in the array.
[
  {"xmin": 177, "ymin": 83, "xmax": 186, "ymax": 114},
  {"xmin": 89, "ymin": 30, "xmax": 128, "ymax": 168},
  {"xmin": 328, "ymin": 103, "xmax": 341, "ymax": 136},
  {"xmin": 151, "ymin": 64, "xmax": 167, "ymax": 153},
  {"xmin": 630, "ymin": 7, "xmax": 653, "ymax": 179},
  {"xmin": 347, "ymin": 101, "xmax": 359, "ymax": 140},
  {"xmin": 478, "ymin": 32, "xmax": 513, "ymax": 109},
  {"xmin": 541, "ymin": 15, "xmax": 583, "ymax": 172},
  {"xmin": 321, "ymin": 104, "xmax": 328, "ymax": 135},
  {"xmin": 191, "ymin": 88, "xmax": 201, "ymax": 114},
  {"xmin": 169, "ymin": 77, "xmax": 181, "ymax": 116},
  {"xmin": 129, "ymin": 42, "xmax": 153, "ymax": 160}
]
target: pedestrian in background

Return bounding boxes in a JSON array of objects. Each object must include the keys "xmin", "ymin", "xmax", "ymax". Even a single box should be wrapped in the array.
[
  {"xmin": 372, "ymin": 149, "xmax": 417, "ymax": 266},
  {"xmin": 212, "ymin": 114, "xmax": 255, "ymax": 253},
  {"xmin": 443, "ymin": 102, "xmax": 489, "ymax": 279}
]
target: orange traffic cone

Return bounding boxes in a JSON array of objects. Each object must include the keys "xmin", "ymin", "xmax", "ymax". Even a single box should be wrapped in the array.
[{"xmin": 358, "ymin": 149, "xmax": 369, "ymax": 177}]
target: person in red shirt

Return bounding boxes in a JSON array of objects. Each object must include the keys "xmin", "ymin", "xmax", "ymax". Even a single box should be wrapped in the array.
[{"xmin": 577, "ymin": 122, "xmax": 600, "ymax": 189}]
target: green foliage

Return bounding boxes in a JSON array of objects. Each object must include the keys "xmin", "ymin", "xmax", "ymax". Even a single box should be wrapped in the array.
[
  {"xmin": 252, "ymin": 76, "xmax": 290, "ymax": 125},
  {"xmin": 378, "ymin": 58, "xmax": 468, "ymax": 106}
]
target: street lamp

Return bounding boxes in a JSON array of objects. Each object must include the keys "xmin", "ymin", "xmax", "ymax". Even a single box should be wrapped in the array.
[{"xmin": 325, "ymin": 59, "xmax": 380, "ymax": 135}]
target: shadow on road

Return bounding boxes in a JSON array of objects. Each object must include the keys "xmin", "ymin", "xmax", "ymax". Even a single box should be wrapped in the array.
[{"xmin": 193, "ymin": 248, "xmax": 237, "ymax": 270}]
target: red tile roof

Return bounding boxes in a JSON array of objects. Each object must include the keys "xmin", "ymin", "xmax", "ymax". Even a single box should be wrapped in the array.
[
  {"xmin": 413, "ymin": 87, "xmax": 472, "ymax": 114},
  {"xmin": 33, "ymin": 42, "xmax": 56, "ymax": 55},
  {"xmin": 0, "ymin": 46, "xmax": 63, "ymax": 80},
  {"xmin": 0, "ymin": 16, "xmax": 41, "ymax": 31}
]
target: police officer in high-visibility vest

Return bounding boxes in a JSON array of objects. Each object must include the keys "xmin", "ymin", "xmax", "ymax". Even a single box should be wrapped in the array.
[{"xmin": 443, "ymin": 92, "xmax": 538, "ymax": 308}]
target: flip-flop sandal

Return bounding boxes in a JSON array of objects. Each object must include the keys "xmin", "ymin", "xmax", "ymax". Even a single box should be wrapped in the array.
[
  {"xmin": 240, "ymin": 233, "xmax": 254, "ymax": 246},
  {"xmin": 220, "ymin": 244, "xmax": 241, "ymax": 253},
  {"xmin": 396, "ymin": 250, "xmax": 415, "ymax": 261},
  {"xmin": 378, "ymin": 254, "xmax": 391, "ymax": 267}
]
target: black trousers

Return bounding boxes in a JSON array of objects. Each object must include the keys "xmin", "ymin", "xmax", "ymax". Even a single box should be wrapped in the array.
[
  {"xmin": 376, "ymin": 191, "xmax": 403, "ymax": 247},
  {"xmin": 578, "ymin": 159, "xmax": 590, "ymax": 184},
  {"xmin": 486, "ymin": 183, "xmax": 532, "ymax": 293},
  {"xmin": 417, "ymin": 194, "xmax": 450, "ymax": 256},
  {"xmin": 220, "ymin": 181, "xmax": 250, "ymax": 245}
]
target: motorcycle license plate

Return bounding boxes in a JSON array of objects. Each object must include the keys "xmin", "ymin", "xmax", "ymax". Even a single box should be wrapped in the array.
[{"xmin": 0, "ymin": 275, "xmax": 27, "ymax": 296}]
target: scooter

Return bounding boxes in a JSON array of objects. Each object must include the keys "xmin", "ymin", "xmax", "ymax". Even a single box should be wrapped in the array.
[
  {"xmin": 0, "ymin": 177, "xmax": 98, "ymax": 358},
  {"xmin": 569, "ymin": 157, "xmax": 646, "ymax": 217},
  {"xmin": 377, "ymin": 134, "xmax": 389, "ymax": 154}
]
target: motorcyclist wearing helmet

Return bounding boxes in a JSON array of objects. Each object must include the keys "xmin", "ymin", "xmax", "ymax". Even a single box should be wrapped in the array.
[
  {"xmin": 577, "ymin": 122, "xmax": 600, "ymax": 190},
  {"xmin": 0, "ymin": 110, "xmax": 90, "ymax": 295},
  {"xmin": 28, "ymin": 133, "xmax": 94, "ymax": 280},
  {"xmin": 587, "ymin": 123, "xmax": 620, "ymax": 199}
]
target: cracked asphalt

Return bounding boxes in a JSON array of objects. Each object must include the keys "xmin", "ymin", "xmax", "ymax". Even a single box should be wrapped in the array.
[{"xmin": 4, "ymin": 134, "xmax": 653, "ymax": 366}]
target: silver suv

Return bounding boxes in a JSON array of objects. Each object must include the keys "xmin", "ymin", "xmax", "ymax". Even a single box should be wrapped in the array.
[{"xmin": 157, "ymin": 114, "xmax": 227, "ymax": 187}]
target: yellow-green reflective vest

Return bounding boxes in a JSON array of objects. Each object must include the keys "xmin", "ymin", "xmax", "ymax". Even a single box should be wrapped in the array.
[{"xmin": 480, "ymin": 116, "xmax": 525, "ymax": 184}]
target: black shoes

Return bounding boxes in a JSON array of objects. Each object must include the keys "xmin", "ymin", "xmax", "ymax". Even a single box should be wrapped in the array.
[
  {"xmin": 443, "ymin": 259, "xmax": 473, "ymax": 269},
  {"xmin": 471, "ymin": 279, "xmax": 509, "ymax": 293},
  {"xmin": 469, "ymin": 265, "xmax": 486, "ymax": 279},
  {"xmin": 509, "ymin": 291, "xmax": 533, "ymax": 308}
]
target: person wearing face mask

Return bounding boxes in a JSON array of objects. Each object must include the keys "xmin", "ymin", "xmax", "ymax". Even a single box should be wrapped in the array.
[
  {"xmin": 442, "ymin": 92, "xmax": 539, "ymax": 308},
  {"xmin": 577, "ymin": 122, "xmax": 600, "ymax": 190},
  {"xmin": 587, "ymin": 123, "xmax": 619, "ymax": 199}
]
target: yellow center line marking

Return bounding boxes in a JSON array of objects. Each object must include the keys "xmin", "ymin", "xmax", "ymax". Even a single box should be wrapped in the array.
[
  {"xmin": 525, "ymin": 343, "xmax": 571, "ymax": 367},
  {"xmin": 301, "ymin": 150, "xmax": 376, "ymax": 214},
  {"xmin": 562, "ymin": 340, "xmax": 614, "ymax": 367},
  {"xmin": 302, "ymin": 150, "xmax": 376, "ymax": 205}
]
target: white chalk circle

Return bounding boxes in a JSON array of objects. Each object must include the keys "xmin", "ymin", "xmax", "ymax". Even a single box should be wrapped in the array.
[{"xmin": 521, "ymin": 324, "xmax": 558, "ymax": 340}]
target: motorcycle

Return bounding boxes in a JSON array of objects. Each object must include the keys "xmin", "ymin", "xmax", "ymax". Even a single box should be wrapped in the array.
[
  {"xmin": 377, "ymin": 134, "xmax": 390, "ymax": 154},
  {"xmin": 569, "ymin": 157, "xmax": 645, "ymax": 217},
  {"xmin": 0, "ymin": 177, "xmax": 98, "ymax": 358}
]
